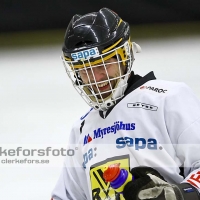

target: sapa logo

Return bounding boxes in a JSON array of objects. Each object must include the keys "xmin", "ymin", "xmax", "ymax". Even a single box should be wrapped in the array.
[
  {"xmin": 82, "ymin": 148, "xmax": 93, "ymax": 169},
  {"xmin": 116, "ymin": 137, "xmax": 157, "ymax": 150},
  {"xmin": 71, "ymin": 47, "xmax": 99, "ymax": 61}
]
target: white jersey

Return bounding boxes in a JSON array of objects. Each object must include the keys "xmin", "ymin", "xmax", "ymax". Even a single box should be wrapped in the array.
[{"xmin": 52, "ymin": 72, "xmax": 200, "ymax": 200}]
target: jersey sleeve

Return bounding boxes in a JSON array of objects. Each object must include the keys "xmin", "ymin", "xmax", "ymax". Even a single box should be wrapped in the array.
[
  {"xmin": 51, "ymin": 162, "xmax": 87, "ymax": 200},
  {"xmin": 51, "ymin": 127, "xmax": 88, "ymax": 200},
  {"xmin": 164, "ymin": 83, "xmax": 200, "ymax": 188}
]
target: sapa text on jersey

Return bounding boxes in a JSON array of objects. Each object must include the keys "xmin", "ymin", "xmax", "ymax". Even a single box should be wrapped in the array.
[{"xmin": 116, "ymin": 137, "xmax": 157, "ymax": 150}]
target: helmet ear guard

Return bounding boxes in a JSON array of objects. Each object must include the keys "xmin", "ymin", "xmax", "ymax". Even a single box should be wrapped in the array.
[{"xmin": 132, "ymin": 42, "xmax": 142, "ymax": 53}]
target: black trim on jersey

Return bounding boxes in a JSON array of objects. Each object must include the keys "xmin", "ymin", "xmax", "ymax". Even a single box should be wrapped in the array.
[
  {"xmin": 80, "ymin": 120, "xmax": 85, "ymax": 134},
  {"xmin": 99, "ymin": 71, "xmax": 156, "ymax": 119},
  {"xmin": 125, "ymin": 71, "xmax": 156, "ymax": 96},
  {"xmin": 179, "ymin": 166, "xmax": 185, "ymax": 178}
]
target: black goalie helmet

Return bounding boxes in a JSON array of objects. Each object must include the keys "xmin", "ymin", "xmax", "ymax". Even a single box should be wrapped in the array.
[{"xmin": 61, "ymin": 8, "xmax": 141, "ymax": 111}]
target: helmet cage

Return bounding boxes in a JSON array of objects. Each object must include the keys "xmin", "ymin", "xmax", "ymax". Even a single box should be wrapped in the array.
[{"xmin": 62, "ymin": 41, "xmax": 138, "ymax": 111}]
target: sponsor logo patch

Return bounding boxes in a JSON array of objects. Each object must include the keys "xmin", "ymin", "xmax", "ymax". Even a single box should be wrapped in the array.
[
  {"xmin": 90, "ymin": 155, "xmax": 130, "ymax": 200},
  {"xmin": 116, "ymin": 136, "xmax": 157, "ymax": 150},
  {"xmin": 140, "ymin": 86, "xmax": 167, "ymax": 93},
  {"xmin": 183, "ymin": 187, "xmax": 195, "ymax": 193},
  {"xmin": 185, "ymin": 171, "xmax": 200, "ymax": 188},
  {"xmin": 83, "ymin": 121, "xmax": 136, "ymax": 145},
  {"xmin": 127, "ymin": 102, "xmax": 158, "ymax": 111},
  {"xmin": 82, "ymin": 147, "xmax": 97, "ymax": 168},
  {"xmin": 71, "ymin": 47, "xmax": 99, "ymax": 61},
  {"xmin": 84, "ymin": 134, "xmax": 93, "ymax": 145}
]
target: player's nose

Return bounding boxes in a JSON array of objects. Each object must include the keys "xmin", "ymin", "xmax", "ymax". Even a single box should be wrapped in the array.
[{"xmin": 90, "ymin": 65, "xmax": 107, "ymax": 82}]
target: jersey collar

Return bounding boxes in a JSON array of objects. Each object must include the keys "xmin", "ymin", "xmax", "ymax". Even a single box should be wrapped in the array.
[{"xmin": 99, "ymin": 71, "xmax": 156, "ymax": 119}]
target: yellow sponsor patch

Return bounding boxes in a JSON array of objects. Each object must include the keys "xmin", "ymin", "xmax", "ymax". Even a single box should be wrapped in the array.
[{"xmin": 90, "ymin": 155, "xmax": 130, "ymax": 200}]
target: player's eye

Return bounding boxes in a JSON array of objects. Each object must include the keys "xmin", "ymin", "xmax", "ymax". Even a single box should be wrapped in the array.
[{"xmin": 79, "ymin": 67, "xmax": 91, "ymax": 75}]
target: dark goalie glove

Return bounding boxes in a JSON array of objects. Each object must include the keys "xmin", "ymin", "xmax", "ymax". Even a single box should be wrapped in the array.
[{"xmin": 123, "ymin": 166, "xmax": 200, "ymax": 200}]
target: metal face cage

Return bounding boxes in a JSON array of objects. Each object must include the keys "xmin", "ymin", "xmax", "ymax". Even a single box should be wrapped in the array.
[{"xmin": 62, "ymin": 41, "xmax": 141, "ymax": 111}]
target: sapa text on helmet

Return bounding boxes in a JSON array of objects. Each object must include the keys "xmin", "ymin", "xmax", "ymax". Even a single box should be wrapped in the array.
[{"xmin": 71, "ymin": 47, "xmax": 99, "ymax": 61}]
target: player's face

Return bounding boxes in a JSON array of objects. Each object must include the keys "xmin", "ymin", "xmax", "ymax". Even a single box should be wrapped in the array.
[{"xmin": 79, "ymin": 58, "xmax": 125, "ymax": 99}]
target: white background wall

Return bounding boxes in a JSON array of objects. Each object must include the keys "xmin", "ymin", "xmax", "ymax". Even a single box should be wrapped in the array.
[{"xmin": 0, "ymin": 35, "xmax": 200, "ymax": 200}]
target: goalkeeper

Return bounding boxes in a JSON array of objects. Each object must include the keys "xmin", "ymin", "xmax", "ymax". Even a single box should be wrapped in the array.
[{"xmin": 51, "ymin": 7, "xmax": 200, "ymax": 200}]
